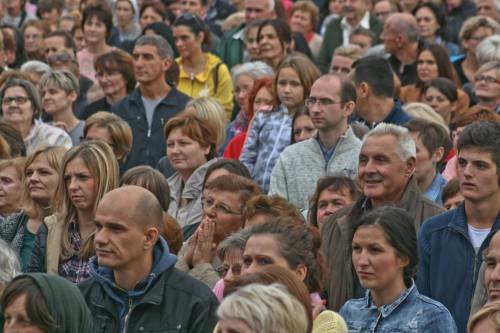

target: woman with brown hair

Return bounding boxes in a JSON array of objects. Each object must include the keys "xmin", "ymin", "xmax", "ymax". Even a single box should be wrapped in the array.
[{"xmin": 22, "ymin": 20, "xmax": 48, "ymax": 61}]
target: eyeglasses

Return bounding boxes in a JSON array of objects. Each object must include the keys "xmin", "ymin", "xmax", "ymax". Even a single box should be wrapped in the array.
[
  {"xmin": 475, "ymin": 75, "xmax": 500, "ymax": 84},
  {"xmin": 305, "ymin": 97, "xmax": 342, "ymax": 108},
  {"xmin": 2, "ymin": 96, "xmax": 30, "ymax": 105},
  {"xmin": 201, "ymin": 196, "xmax": 241, "ymax": 215}
]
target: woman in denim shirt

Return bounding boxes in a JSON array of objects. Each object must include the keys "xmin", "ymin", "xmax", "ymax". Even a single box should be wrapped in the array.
[{"xmin": 339, "ymin": 207, "xmax": 457, "ymax": 332}]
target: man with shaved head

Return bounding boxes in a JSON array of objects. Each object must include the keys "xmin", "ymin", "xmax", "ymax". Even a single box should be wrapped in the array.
[
  {"xmin": 79, "ymin": 186, "xmax": 218, "ymax": 333},
  {"xmin": 381, "ymin": 13, "xmax": 422, "ymax": 85}
]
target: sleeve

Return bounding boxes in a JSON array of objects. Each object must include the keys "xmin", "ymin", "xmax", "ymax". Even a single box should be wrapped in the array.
[
  {"xmin": 55, "ymin": 132, "xmax": 73, "ymax": 149},
  {"xmin": 317, "ymin": 24, "xmax": 334, "ymax": 73},
  {"xmin": 416, "ymin": 225, "xmax": 431, "ymax": 296},
  {"xmin": 268, "ymin": 157, "xmax": 288, "ymax": 200},
  {"xmin": 239, "ymin": 114, "xmax": 262, "ymax": 175},
  {"xmin": 213, "ymin": 63, "xmax": 234, "ymax": 122},
  {"xmin": 174, "ymin": 243, "xmax": 190, "ymax": 273},
  {"xmin": 186, "ymin": 293, "xmax": 219, "ymax": 333},
  {"xmin": 26, "ymin": 223, "xmax": 48, "ymax": 273},
  {"xmin": 189, "ymin": 263, "xmax": 221, "ymax": 289},
  {"xmin": 423, "ymin": 307, "xmax": 458, "ymax": 333}
]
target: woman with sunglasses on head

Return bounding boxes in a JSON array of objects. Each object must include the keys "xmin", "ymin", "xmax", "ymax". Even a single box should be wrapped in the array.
[
  {"xmin": 0, "ymin": 78, "xmax": 72, "ymax": 154},
  {"xmin": 173, "ymin": 14, "xmax": 234, "ymax": 121}
]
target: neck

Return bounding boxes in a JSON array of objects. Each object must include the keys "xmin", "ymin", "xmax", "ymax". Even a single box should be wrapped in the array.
[
  {"xmin": 396, "ymin": 42, "xmax": 419, "ymax": 65},
  {"xmin": 465, "ymin": 192, "xmax": 500, "ymax": 229},
  {"xmin": 86, "ymin": 41, "xmax": 109, "ymax": 55},
  {"xmin": 119, "ymin": 22, "xmax": 132, "ymax": 32},
  {"xmin": 346, "ymin": 11, "xmax": 364, "ymax": 27},
  {"xmin": 464, "ymin": 52, "xmax": 478, "ymax": 68},
  {"xmin": 359, "ymin": 97, "xmax": 394, "ymax": 124},
  {"xmin": 139, "ymin": 80, "xmax": 170, "ymax": 99},
  {"xmin": 371, "ymin": 278, "xmax": 408, "ymax": 307},
  {"xmin": 52, "ymin": 109, "xmax": 79, "ymax": 130},
  {"xmin": 270, "ymin": 55, "xmax": 284, "ymax": 69},
  {"xmin": 478, "ymin": 98, "xmax": 500, "ymax": 111},
  {"xmin": 318, "ymin": 122, "xmax": 348, "ymax": 149},
  {"xmin": 183, "ymin": 50, "xmax": 205, "ymax": 69},
  {"xmin": 77, "ymin": 208, "xmax": 95, "ymax": 238},
  {"xmin": 418, "ymin": 170, "xmax": 437, "ymax": 194},
  {"xmin": 370, "ymin": 182, "xmax": 408, "ymax": 208},
  {"xmin": 14, "ymin": 121, "xmax": 33, "ymax": 139},
  {"xmin": 106, "ymin": 89, "xmax": 127, "ymax": 104},
  {"xmin": 114, "ymin": 252, "xmax": 154, "ymax": 291},
  {"xmin": 286, "ymin": 103, "xmax": 302, "ymax": 115}
]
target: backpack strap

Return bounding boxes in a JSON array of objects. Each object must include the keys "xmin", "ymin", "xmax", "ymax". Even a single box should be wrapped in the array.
[{"xmin": 212, "ymin": 62, "xmax": 222, "ymax": 96}]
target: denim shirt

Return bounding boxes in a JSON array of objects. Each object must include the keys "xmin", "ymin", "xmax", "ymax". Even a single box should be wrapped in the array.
[
  {"xmin": 339, "ymin": 282, "xmax": 457, "ymax": 332},
  {"xmin": 424, "ymin": 172, "xmax": 448, "ymax": 206}
]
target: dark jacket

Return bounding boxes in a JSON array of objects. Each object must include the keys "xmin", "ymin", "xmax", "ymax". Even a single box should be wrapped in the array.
[
  {"xmin": 388, "ymin": 39, "xmax": 427, "ymax": 86},
  {"xmin": 353, "ymin": 99, "xmax": 411, "ymax": 129},
  {"xmin": 111, "ymin": 86, "xmax": 190, "ymax": 170},
  {"xmin": 447, "ymin": 1, "xmax": 476, "ymax": 44},
  {"xmin": 79, "ymin": 238, "xmax": 218, "ymax": 333},
  {"xmin": 317, "ymin": 14, "xmax": 383, "ymax": 73},
  {"xmin": 321, "ymin": 176, "xmax": 444, "ymax": 311},
  {"xmin": 81, "ymin": 97, "xmax": 111, "ymax": 120},
  {"xmin": 215, "ymin": 24, "xmax": 245, "ymax": 70},
  {"xmin": 417, "ymin": 204, "xmax": 500, "ymax": 333}
]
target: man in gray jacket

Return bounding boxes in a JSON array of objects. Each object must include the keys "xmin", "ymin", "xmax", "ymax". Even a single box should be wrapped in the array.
[{"xmin": 269, "ymin": 74, "xmax": 361, "ymax": 211}]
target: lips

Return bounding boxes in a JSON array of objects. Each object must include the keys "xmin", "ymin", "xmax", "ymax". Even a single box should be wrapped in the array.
[{"xmin": 356, "ymin": 270, "xmax": 374, "ymax": 279}]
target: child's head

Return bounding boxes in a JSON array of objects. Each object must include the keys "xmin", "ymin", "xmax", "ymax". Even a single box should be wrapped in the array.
[
  {"xmin": 442, "ymin": 178, "xmax": 464, "ymax": 210},
  {"xmin": 309, "ymin": 176, "xmax": 359, "ymax": 229},
  {"xmin": 292, "ymin": 107, "xmax": 316, "ymax": 143},
  {"xmin": 274, "ymin": 55, "xmax": 320, "ymax": 113}
]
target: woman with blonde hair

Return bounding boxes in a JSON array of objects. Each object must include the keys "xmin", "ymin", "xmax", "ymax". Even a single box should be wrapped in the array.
[
  {"xmin": 0, "ymin": 146, "xmax": 67, "ymax": 271},
  {"xmin": 27, "ymin": 141, "xmax": 119, "ymax": 282},
  {"xmin": 0, "ymin": 158, "xmax": 25, "ymax": 221},
  {"xmin": 468, "ymin": 301, "xmax": 500, "ymax": 333}
]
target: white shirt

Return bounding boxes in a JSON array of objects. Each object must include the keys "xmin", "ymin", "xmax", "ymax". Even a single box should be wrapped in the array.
[
  {"xmin": 468, "ymin": 224, "xmax": 491, "ymax": 252},
  {"xmin": 340, "ymin": 11, "xmax": 371, "ymax": 46}
]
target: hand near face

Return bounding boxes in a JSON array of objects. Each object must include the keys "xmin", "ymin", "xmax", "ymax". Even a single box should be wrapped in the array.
[{"xmin": 192, "ymin": 218, "xmax": 217, "ymax": 266}]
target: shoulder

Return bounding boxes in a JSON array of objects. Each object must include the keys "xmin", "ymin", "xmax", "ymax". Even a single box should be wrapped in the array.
[
  {"xmin": 281, "ymin": 139, "xmax": 318, "ymax": 157},
  {"xmin": 339, "ymin": 297, "xmax": 366, "ymax": 316},
  {"xmin": 162, "ymin": 268, "xmax": 218, "ymax": 303},
  {"xmin": 419, "ymin": 209, "xmax": 456, "ymax": 235}
]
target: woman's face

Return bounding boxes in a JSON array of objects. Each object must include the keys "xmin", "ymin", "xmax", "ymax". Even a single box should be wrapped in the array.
[
  {"xmin": 276, "ymin": 67, "xmax": 304, "ymax": 110},
  {"xmin": 474, "ymin": 68, "xmax": 500, "ymax": 102},
  {"xmin": 2, "ymin": 86, "xmax": 34, "ymax": 132},
  {"xmin": 3, "ymin": 294, "xmax": 44, "ymax": 333},
  {"xmin": 0, "ymin": 165, "xmax": 22, "ymax": 216},
  {"xmin": 23, "ymin": 26, "xmax": 44, "ymax": 53},
  {"xmin": 464, "ymin": 27, "xmax": 494, "ymax": 54},
  {"xmin": 222, "ymin": 248, "xmax": 244, "ymax": 283},
  {"xmin": 167, "ymin": 127, "xmax": 210, "ymax": 177},
  {"xmin": 259, "ymin": 25, "xmax": 287, "ymax": 65},
  {"xmin": 25, "ymin": 154, "xmax": 59, "ymax": 206},
  {"xmin": 41, "ymin": 8, "xmax": 60, "ymax": 27},
  {"xmin": 73, "ymin": 28, "xmax": 86, "ymax": 51},
  {"xmin": 415, "ymin": 7, "xmax": 439, "ymax": 39},
  {"xmin": 417, "ymin": 50, "xmax": 439, "ymax": 83},
  {"xmin": 234, "ymin": 74, "xmax": 254, "ymax": 111},
  {"xmin": 293, "ymin": 114, "xmax": 316, "ymax": 143},
  {"xmin": 352, "ymin": 225, "xmax": 408, "ymax": 293},
  {"xmin": 290, "ymin": 10, "xmax": 313, "ymax": 35},
  {"xmin": 116, "ymin": 0, "xmax": 135, "ymax": 27},
  {"xmin": 242, "ymin": 234, "xmax": 291, "ymax": 275},
  {"xmin": 140, "ymin": 7, "xmax": 163, "ymax": 30},
  {"xmin": 173, "ymin": 25, "xmax": 203, "ymax": 59},
  {"xmin": 83, "ymin": 16, "xmax": 107, "ymax": 45},
  {"xmin": 423, "ymin": 86, "xmax": 454, "ymax": 124},
  {"xmin": 96, "ymin": 69, "xmax": 127, "ymax": 99},
  {"xmin": 64, "ymin": 157, "xmax": 97, "ymax": 211},
  {"xmin": 253, "ymin": 87, "xmax": 274, "ymax": 113},
  {"xmin": 245, "ymin": 26, "xmax": 260, "ymax": 61}
]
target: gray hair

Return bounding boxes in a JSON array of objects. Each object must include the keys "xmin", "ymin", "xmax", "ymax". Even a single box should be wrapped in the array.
[
  {"xmin": 0, "ymin": 239, "xmax": 20, "ymax": 288},
  {"xmin": 20, "ymin": 61, "xmax": 51, "ymax": 75},
  {"xmin": 39, "ymin": 70, "xmax": 80, "ymax": 97},
  {"xmin": 231, "ymin": 61, "xmax": 274, "ymax": 83},
  {"xmin": 216, "ymin": 228, "xmax": 251, "ymax": 260},
  {"xmin": 362, "ymin": 123, "xmax": 416, "ymax": 161},
  {"xmin": 217, "ymin": 283, "xmax": 308, "ymax": 333},
  {"xmin": 0, "ymin": 78, "xmax": 42, "ymax": 122},
  {"xmin": 476, "ymin": 60, "xmax": 500, "ymax": 79},
  {"xmin": 135, "ymin": 35, "xmax": 174, "ymax": 60},
  {"xmin": 476, "ymin": 34, "xmax": 500, "ymax": 65}
]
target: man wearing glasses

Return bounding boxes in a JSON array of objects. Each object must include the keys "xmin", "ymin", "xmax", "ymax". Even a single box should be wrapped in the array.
[
  {"xmin": 269, "ymin": 73, "xmax": 361, "ymax": 211},
  {"xmin": 175, "ymin": 174, "xmax": 261, "ymax": 288}
]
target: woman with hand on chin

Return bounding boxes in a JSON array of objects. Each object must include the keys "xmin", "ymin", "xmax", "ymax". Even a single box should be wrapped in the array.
[{"xmin": 340, "ymin": 206, "xmax": 457, "ymax": 332}]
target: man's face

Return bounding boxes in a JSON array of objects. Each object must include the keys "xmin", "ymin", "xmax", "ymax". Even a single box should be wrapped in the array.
[
  {"xmin": 485, "ymin": 233, "xmax": 500, "ymax": 301},
  {"xmin": 341, "ymin": 0, "xmax": 367, "ymax": 22},
  {"xmin": 350, "ymin": 33, "xmax": 372, "ymax": 54},
  {"xmin": 307, "ymin": 77, "xmax": 351, "ymax": 131},
  {"xmin": 44, "ymin": 36, "xmax": 73, "ymax": 60},
  {"xmin": 244, "ymin": 0, "xmax": 274, "ymax": 23},
  {"xmin": 94, "ymin": 200, "xmax": 153, "ymax": 270},
  {"xmin": 475, "ymin": 0, "xmax": 499, "ymax": 20},
  {"xmin": 457, "ymin": 147, "xmax": 499, "ymax": 203},
  {"xmin": 330, "ymin": 55, "xmax": 354, "ymax": 79},
  {"xmin": 203, "ymin": 190, "xmax": 244, "ymax": 244},
  {"xmin": 132, "ymin": 44, "xmax": 170, "ymax": 84},
  {"xmin": 373, "ymin": 0, "xmax": 392, "ymax": 22},
  {"xmin": 358, "ymin": 135, "xmax": 415, "ymax": 206},
  {"xmin": 381, "ymin": 21, "xmax": 399, "ymax": 54},
  {"xmin": 181, "ymin": 0, "xmax": 205, "ymax": 17}
]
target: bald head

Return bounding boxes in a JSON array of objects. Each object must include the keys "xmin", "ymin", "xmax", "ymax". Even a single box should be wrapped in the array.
[
  {"xmin": 385, "ymin": 13, "xmax": 419, "ymax": 43},
  {"xmin": 99, "ymin": 185, "xmax": 163, "ymax": 230}
]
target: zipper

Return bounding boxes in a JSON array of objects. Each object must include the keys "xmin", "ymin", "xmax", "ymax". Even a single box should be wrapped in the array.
[
  {"xmin": 147, "ymin": 127, "xmax": 151, "ymax": 138},
  {"xmin": 122, "ymin": 297, "xmax": 133, "ymax": 333}
]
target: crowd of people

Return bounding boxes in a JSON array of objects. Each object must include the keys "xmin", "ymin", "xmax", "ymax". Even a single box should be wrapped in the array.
[{"xmin": 0, "ymin": 0, "xmax": 498, "ymax": 331}]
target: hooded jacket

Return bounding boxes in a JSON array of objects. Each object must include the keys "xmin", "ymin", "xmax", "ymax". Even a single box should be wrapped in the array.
[{"xmin": 78, "ymin": 237, "xmax": 218, "ymax": 333}]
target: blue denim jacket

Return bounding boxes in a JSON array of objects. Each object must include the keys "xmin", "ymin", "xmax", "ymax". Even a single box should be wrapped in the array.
[{"xmin": 339, "ymin": 282, "xmax": 457, "ymax": 332}]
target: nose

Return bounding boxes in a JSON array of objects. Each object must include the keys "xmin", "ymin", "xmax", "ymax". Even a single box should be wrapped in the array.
[
  {"xmin": 242, "ymin": 262, "xmax": 257, "ymax": 275},
  {"xmin": 94, "ymin": 227, "xmax": 108, "ymax": 247},
  {"xmin": 67, "ymin": 177, "xmax": 78, "ymax": 192},
  {"xmin": 491, "ymin": 265, "xmax": 500, "ymax": 282},
  {"xmin": 29, "ymin": 171, "xmax": 40, "ymax": 183}
]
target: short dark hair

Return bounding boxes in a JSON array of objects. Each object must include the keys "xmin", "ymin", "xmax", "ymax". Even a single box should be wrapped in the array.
[
  {"xmin": 203, "ymin": 159, "xmax": 251, "ymax": 189},
  {"xmin": 173, "ymin": 13, "xmax": 212, "ymax": 51},
  {"xmin": 81, "ymin": 4, "xmax": 113, "ymax": 39},
  {"xmin": 352, "ymin": 56, "xmax": 394, "ymax": 98},
  {"xmin": 94, "ymin": 50, "xmax": 136, "ymax": 93},
  {"xmin": 404, "ymin": 118, "xmax": 449, "ymax": 163},
  {"xmin": 457, "ymin": 121, "xmax": 500, "ymax": 169},
  {"xmin": 120, "ymin": 166, "xmax": 171, "ymax": 211},
  {"xmin": 424, "ymin": 78, "xmax": 458, "ymax": 103},
  {"xmin": 412, "ymin": 2, "xmax": 447, "ymax": 40},
  {"xmin": 354, "ymin": 206, "xmax": 417, "ymax": 286},
  {"xmin": 442, "ymin": 178, "xmax": 460, "ymax": 204},
  {"xmin": 350, "ymin": 27, "xmax": 375, "ymax": 44},
  {"xmin": 45, "ymin": 30, "xmax": 77, "ymax": 54}
]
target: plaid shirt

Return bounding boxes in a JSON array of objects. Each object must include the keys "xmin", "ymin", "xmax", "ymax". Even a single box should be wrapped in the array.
[{"xmin": 58, "ymin": 219, "xmax": 90, "ymax": 283}]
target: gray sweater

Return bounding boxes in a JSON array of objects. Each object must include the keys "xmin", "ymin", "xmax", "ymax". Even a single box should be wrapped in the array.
[{"xmin": 269, "ymin": 126, "xmax": 361, "ymax": 211}]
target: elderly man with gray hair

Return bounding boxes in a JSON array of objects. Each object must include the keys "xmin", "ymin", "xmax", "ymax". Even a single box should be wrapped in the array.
[
  {"xmin": 111, "ymin": 35, "xmax": 190, "ymax": 170},
  {"xmin": 321, "ymin": 123, "xmax": 444, "ymax": 311}
]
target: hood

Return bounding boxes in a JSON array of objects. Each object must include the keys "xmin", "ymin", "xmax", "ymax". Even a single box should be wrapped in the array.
[{"xmin": 25, "ymin": 273, "xmax": 94, "ymax": 333}]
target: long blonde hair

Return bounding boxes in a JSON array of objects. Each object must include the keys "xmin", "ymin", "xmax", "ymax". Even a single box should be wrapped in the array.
[{"xmin": 57, "ymin": 141, "xmax": 119, "ymax": 260}]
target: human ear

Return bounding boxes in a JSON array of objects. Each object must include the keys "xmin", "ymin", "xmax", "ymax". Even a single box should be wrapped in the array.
[
  {"xmin": 405, "ymin": 156, "xmax": 417, "ymax": 177},
  {"xmin": 294, "ymin": 263, "xmax": 308, "ymax": 282},
  {"xmin": 144, "ymin": 227, "xmax": 159, "ymax": 250},
  {"xmin": 432, "ymin": 146, "xmax": 445, "ymax": 164}
]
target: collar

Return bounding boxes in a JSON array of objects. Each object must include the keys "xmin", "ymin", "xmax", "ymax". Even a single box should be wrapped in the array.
[
  {"xmin": 131, "ymin": 85, "xmax": 185, "ymax": 107},
  {"xmin": 364, "ymin": 281, "xmax": 416, "ymax": 317},
  {"xmin": 233, "ymin": 26, "xmax": 246, "ymax": 40},
  {"xmin": 424, "ymin": 172, "xmax": 447, "ymax": 202},
  {"xmin": 341, "ymin": 11, "xmax": 370, "ymax": 31}
]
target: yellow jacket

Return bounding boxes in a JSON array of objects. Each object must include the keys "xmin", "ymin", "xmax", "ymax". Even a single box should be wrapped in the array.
[{"xmin": 176, "ymin": 53, "xmax": 234, "ymax": 121}]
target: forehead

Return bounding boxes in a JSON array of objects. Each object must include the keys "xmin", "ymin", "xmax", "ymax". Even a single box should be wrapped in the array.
[
  {"xmin": 353, "ymin": 224, "xmax": 391, "ymax": 244},
  {"xmin": 245, "ymin": 0, "xmax": 270, "ymax": 9},
  {"xmin": 133, "ymin": 44, "xmax": 160, "ymax": 56},
  {"xmin": 310, "ymin": 76, "xmax": 341, "ymax": 97},
  {"xmin": 44, "ymin": 36, "xmax": 66, "ymax": 47},
  {"xmin": 319, "ymin": 185, "xmax": 352, "ymax": 200},
  {"xmin": 210, "ymin": 189, "xmax": 243, "ymax": 205},
  {"xmin": 458, "ymin": 147, "xmax": 496, "ymax": 164},
  {"xmin": 374, "ymin": 1, "xmax": 390, "ymax": 10},
  {"xmin": 4, "ymin": 86, "xmax": 28, "ymax": 96},
  {"xmin": 332, "ymin": 55, "xmax": 354, "ymax": 67},
  {"xmin": 361, "ymin": 134, "xmax": 399, "ymax": 155}
]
